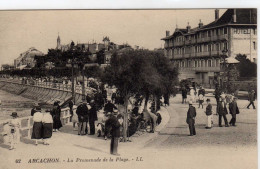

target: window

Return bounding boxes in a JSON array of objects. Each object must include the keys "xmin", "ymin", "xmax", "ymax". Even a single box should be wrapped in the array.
[
  {"xmin": 208, "ymin": 44, "xmax": 211, "ymax": 51},
  {"xmin": 216, "ymin": 43, "xmax": 219, "ymax": 51},
  {"xmin": 253, "ymin": 42, "xmax": 256, "ymax": 50},
  {"xmin": 208, "ymin": 31, "xmax": 211, "ymax": 37},
  {"xmin": 224, "ymin": 27, "xmax": 228, "ymax": 34},
  {"xmin": 195, "ymin": 61, "xmax": 197, "ymax": 67},
  {"xmin": 224, "ymin": 42, "xmax": 228, "ymax": 50},
  {"xmin": 195, "ymin": 46, "xmax": 198, "ymax": 53},
  {"xmin": 208, "ymin": 60, "xmax": 212, "ymax": 67},
  {"xmin": 216, "ymin": 29, "xmax": 219, "ymax": 36}
]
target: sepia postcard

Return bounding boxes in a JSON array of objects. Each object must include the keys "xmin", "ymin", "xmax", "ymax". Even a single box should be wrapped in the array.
[{"xmin": 0, "ymin": 8, "xmax": 257, "ymax": 169}]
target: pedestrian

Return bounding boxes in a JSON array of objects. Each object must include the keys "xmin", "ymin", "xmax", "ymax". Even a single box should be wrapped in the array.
[
  {"xmin": 110, "ymin": 111, "xmax": 123, "ymax": 156},
  {"xmin": 8, "ymin": 112, "xmax": 21, "ymax": 150},
  {"xmin": 104, "ymin": 99, "xmax": 117, "ymax": 114},
  {"xmin": 181, "ymin": 87, "xmax": 188, "ymax": 104},
  {"xmin": 104, "ymin": 112, "xmax": 113, "ymax": 140},
  {"xmin": 89, "ymin": 100, "xmax": 98, "ymax": 135},
  {"xmin": 214, "ymin": 86, "xmax": 221, "ymax": 106},
  {"xmin": 31, "ymin": 102, "xmax": 39, "ymax": 116},
  {"xmin": 68, "ymin": 100, "xmax": 74, "ymax": 122},
  {"xmin": 198, "ymin": 93, "xmax": 204, "ymax": 108},
  {"xmin": 247, "ymin": 90, "xmax": 256, "ymax": 109},
  {"xmin": 31, "ymin": 106, "xmax": 43, "ymax": 145},
  {"xmin": 189, "ymin": 87, "xmax": 196, "ymax": 103},
  {"xmin": 217, "ymin": 98, "xmax": 229, "ymax": 127},
  {"xmin": 51, "ymin": 101, "xmax": 63, "ymax": 132},
  {"xmin": 229, "ymin": 97, "xmax": 240, "ymax": 126},
  {"xmin": 205, "ymin": 99, "xmax": 213, "ymax": 129},
  {"xmin": 163, "ymin": 93, "xmax": 170, "ymax": 106},
  {"xmin": 97, "ymin": 111, "xmax": 108, "ymax": 137},
  {"xmin": 76, "ymin": 100, "xmax": 89, "ymax": 135},
  {"xmin": 42, "ymin": 110, "xmax": 53, "ymax": 145},
  {"xmin": 220, "ymin": 92, "xmax": 226, "ymax": 103},
  {"xmin": 186, "ymin": 101, "xmax": 196, "ymax": 136},
  {"xmin": 71, "ymin": 105, "xmax": 79, "ymax": 131}
]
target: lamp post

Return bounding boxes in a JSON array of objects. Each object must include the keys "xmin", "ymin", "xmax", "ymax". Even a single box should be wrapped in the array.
[
  {"xmin": 70, "ymin": 41, "xmax": 76, "ymax": 103},
  {"xmin": 220, "ymin": 48, "xmax": 228, "ymax": 92}
]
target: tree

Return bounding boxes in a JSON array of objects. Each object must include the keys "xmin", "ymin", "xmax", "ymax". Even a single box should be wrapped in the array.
[
  {"xmin": 101, "ymin": 50, "xmax": 179, "ymax": 141},
  {"xmin": 235, "ymin": 54, "xmax": 257, "ymax": 78}
]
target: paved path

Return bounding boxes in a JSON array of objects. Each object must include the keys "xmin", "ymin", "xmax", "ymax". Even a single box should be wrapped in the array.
[{"xmin": 0, "ymin": 94, "xmax": 257, "ymax": 169}]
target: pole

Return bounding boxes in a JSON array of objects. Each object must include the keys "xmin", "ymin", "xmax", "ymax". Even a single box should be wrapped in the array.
[
  {"xmin": 71, "ymin": 62, "xmax": 75, "ymax": 103},
  {"xmin": 82, "ymin": 67, "xmax": 85, "ymax": 100}
]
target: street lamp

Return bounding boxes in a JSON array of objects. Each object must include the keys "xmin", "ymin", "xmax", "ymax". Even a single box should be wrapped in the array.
[
  {"xmin": 70, "ymin": 41, "xmax": 76, "ymax": 103},
  {"xmin": 220, "ymin": 48, "xmax": 228, "ymax": 92}
]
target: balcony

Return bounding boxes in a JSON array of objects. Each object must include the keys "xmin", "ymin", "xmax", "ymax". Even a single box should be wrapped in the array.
[
  {"xmin": 184, "ymin": 53, "xmax": 191, "ymax": 58},
  {"xmin": 194, "ymin": 66, "xmax": 221, "ymax": 72},
  {"xmin": 174, "ymin": 54, "xmax": 183, "ymax": 59},
  {"xmin": 174, "ymin": 41, "xmax": 184, "ymax": 46}
]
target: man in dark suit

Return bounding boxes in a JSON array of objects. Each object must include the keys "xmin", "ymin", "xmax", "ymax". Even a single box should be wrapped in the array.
[
  {"xmin": 229, "ymin": 97, "xmax": 240, "ymax": 126},
  {"xmin": 76, "ymin": 100, "xmax": 89, "ymax": 135},
  {"xmin": 217, "ymin": 98, "xmax": 229, "ymax": 127},
  {"xmin": 186, "ymin": 101, "xmax": 196, "ymax": 136},
  {"xmin": 110, "ymin": 111, "xmax": 123, "ymax": 156},
  {"xmin": 104, "ymin": 99, "xmax": 117, "ymax": 114},
  {"xmin": 89, "ymin": 100, "xmax": 98, "ymax": 135},
  {"xmin": 247, "ymin": 90, "xmax": 256, "ymax": 109}
]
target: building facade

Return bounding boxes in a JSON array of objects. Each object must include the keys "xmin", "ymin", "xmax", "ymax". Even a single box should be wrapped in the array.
[
  {"xmin": 14, "ymin": 47, "xmax": 45, "ymax": 69},
  {"xmin": 162, "ymin": 9, "xmax": 257, "ymax": 87}
]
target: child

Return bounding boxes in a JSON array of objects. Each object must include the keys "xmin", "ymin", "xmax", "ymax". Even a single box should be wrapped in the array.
[
  {"xmin": 71, "ymin": 105, "xmax": 79, "ymax": 131},
  {"xmin": 8, "ymin": 112, "xmax": 21, "ymax": 150},
  {"xmin": 198, "ymin": 93, "xmax": 204, "ymax": 108}
]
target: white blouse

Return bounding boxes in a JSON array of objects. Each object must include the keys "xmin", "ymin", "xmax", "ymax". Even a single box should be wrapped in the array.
[
  {"xmin": 42, "ymin": 113, "xmax": 53, "ymax": 123},
  {"xmin": 33, "ymin": 112, "xmax": 43, "ymax": 122}
]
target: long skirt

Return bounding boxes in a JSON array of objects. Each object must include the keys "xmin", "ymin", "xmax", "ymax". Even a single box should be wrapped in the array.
[
  {"xmin": 43, "ymin": 123, "xmax": 53, "ymax": 139},
  {"xmin": 53, "ymin": 118, "xmax": 62, "ymax": 129},
  {"xmin": 206, "ymin": 115, "xmax": 213, "ymax": 128},
  {"xmin": 31, "ymin": 122, "xmax": 43, "ymax": 139}
]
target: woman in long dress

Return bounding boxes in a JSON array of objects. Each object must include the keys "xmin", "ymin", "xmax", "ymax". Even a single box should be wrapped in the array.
[
  {"xmin": 51, "ymin": 101, "xmax": 63, "ymax": 132},
  {"xmin": 71, "ymin": 106, "xmax": 78, "ymax": 131},
  {"xmin": 31, "ymin": 106, "xmax": 43, "ymax": 145},
  {"xmin": 42, "ymin": 110, "xmax": 53, "ymax": 145}
]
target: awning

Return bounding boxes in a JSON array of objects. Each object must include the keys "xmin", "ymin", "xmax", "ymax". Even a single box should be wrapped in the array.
[{"xmin": 225, "ymin": 57, "xmax": 239, "ymax": 64}]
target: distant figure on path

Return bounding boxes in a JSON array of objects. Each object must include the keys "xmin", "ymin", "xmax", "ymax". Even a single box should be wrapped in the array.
[
  {"xmin": 68, "ymin": 100, "xmax": 74, "ymax": 122},
  {"xmin": 51, "ymin": 101, "xmax": 63, "ymax": 132},
  {"xmin": 198, "ymin": 93, "xmax": 204, "ymax": 108},
  {"xmin": 217, "ymin": 98, "xmax": 229, "ymax": 127},
  {"xmin": 247, "ymin": 90, "xmax": 256, "ymax": 109},
  {"xmin": 229, "ymin": 97, "xmax": 240, "ymax": 126},
  {"xmin": 181, "ymin": 87, "xmax": 188, "ymax": 104},
  {"xmin": 186, "ymin": 101, "xmax": 196, "ymax": 136},
  {"xmin": 189, "ymin": 87, "xmax": 196, "ymax": 103},
  {"xmin": 205, "ymin": 99, "xmax": 213, "ymax": 129},
  {"xmin": 31, "ymin": 106, "xmax": 43, "ymax": 145}
]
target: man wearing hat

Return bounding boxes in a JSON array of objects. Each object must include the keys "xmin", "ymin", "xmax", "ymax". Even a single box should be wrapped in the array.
[
  {"xmin": 229, "ymin": 97, "xmax": 240, "ymax": 126},
  {"xmin": 9, "ymin": 112, "xmax": 21, "ymax": 150},
  {"xmin": 247, "ymin": 90, "xmax": 256, "ymax": 109},
  {"xmin": 89, "ymin": 100, "xmax": 98, "ymax": 135},
  {"xmin": 110, "ymin": 110, "xmax": 123, "ymax": 156},
  {"xmin": 186, "ymin": 101, "xmax": 196, "ymax": 136},
  {"xmin": 76, "ymin": 99, "xmax": 89, "ymax": 135},
  {"xmin": 205, "ymin": 99, "xmax": 213, "ymax": 129},
  {"xmin": 217, "ymin": 98, "xmax": 229, "ymax": 127}
]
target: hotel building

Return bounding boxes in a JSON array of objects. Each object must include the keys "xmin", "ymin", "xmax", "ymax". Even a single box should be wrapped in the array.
[{"xmin": 161, "ymin": 9, "xmax": 257, "ymax": 87}]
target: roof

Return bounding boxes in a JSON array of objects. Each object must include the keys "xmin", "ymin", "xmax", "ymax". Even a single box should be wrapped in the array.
[
  {"xmin": 162, "ymin": 9, "xmax": 257, "ymax": 40},
  {"xmin": 226, "ymin": 57, "xmax": 239, "ymax": 64}
]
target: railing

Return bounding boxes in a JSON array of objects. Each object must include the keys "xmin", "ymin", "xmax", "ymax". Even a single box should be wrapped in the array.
[
  {"xmin": 0, "ymin": 106, "xmax": 77, "ymax": 144},
  {"xmin": 178, "ymin": 66, "xmax": 221, "ymax": 72}
]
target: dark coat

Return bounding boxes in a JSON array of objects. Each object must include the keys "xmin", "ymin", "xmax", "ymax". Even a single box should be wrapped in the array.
[
  {"xmin": 229, "ymin": 102, "xmax": 240, "ymax": 115},
  {"xmin": 76, "ymin": 104, "xmax": 89, "ymax": 122},
  {"xmin": 198, "ymin": 89, "xmax": 205, "ymax": 96},
  {"xmin": 248, "ymin": 92, "xmax": 256, "ymax": 102},
  {"xmin": 51, "ymin": 105, "xmax": 62, "ymax": 129},
  {"xmin": 205, "ymin": 103, "xmax": 212, "ymax": 115},
  {"xmin": 186, "ymin": 106, "xmax": 196, "ymax": 124},
  {"xmin": 217, "ymin": 101, "xmax": 228, "ymax": 115},
  {"xmin": 31, "ymin": 108, "xmax": 36, "ymax": 116},
  {"xmin": 110, "ymin": 115, "xmax": 121, "ymax": 138},
  {"xmin": 182, "ymin": 89, "xmax": 188, "ymax": 98},
  {"xmin": 89, "ymin": 105, "xmax": 98, "ymax": 121},
  {"xmin": 104, "ymin": 102, "xmax": 117, "ymax": 113}
]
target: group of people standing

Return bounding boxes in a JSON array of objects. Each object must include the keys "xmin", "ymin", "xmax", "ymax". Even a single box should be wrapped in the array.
[
  {"xmin": 186, "ymin": 86, "xmax": 241, "ymax": 136},
  {"xmin": 30, "ymin": 101, "xmax": 62, "ymax": 145}
]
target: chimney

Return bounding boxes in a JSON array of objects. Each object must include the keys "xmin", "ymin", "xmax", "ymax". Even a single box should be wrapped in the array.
[
  {"xmin": 198, "ymin": 19, "xmax": 203, "ymax": 28},
  {"xmin": 233, "ymin": 9, "xmax": 237, "ymax": 23},
  {"xmin": 166, "ymin": 31, "xmax": 170, "ymax": 37},
  {"xmin": 186, "ymin": 22, "xmax": 191, "ymax": 33},
  {"xmin": 215, "ymin": 9, "xmax": 219, "ymax": 20}
]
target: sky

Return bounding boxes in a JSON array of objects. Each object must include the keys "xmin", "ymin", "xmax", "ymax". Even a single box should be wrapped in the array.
[{"xmin": 0, "ymin": 9, "xmax": 226, "ymax": 65}]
